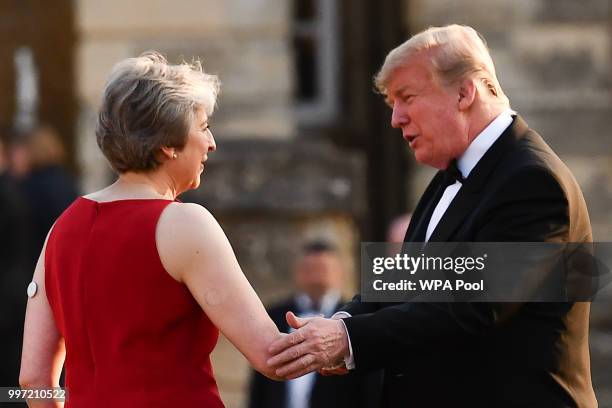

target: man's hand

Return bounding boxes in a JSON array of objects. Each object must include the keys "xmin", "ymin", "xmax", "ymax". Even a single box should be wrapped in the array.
[{"xmin": 267, "ymin": 311, "xmax": 349, "ymax": 379}]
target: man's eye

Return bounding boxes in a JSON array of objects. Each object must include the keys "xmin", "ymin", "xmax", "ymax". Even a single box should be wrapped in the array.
[{"xmin": 403, "ymin": 94, "xmax": 415, "ymax": 102}]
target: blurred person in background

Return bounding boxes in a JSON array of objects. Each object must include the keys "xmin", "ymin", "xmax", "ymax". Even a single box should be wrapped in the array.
[
  {"xmin": 386, "ymin": 213, "xmax": 411, "ymax": 243},
  {"xmin": 0, "ymin": 127, "xmax": 31, "ymax": 401},
  {"xmin": 248, "ymin": 241, "xmax": 382, "ymax": 408},
  {"xmin": 10, "ymin": 125, "xmax": 79, "ymax": 269},
  {"xmin": 19, "ymin": 51, "xmax": 286, "ymax": 407}
]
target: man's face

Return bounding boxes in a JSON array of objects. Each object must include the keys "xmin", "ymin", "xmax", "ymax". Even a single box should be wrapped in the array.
[
  {"xmin": 385, "ymin": 52, "xmax": 469, "ymax": 169},
  {"xmin": 294, "ymin": 252, "xmax": 343, "ymax": 302}
]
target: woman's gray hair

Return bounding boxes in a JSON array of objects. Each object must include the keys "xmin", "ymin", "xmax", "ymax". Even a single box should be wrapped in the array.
[
  {"xmin": 374, "ymin": 25, "xmax": 508, "ymax": 104},
  {"xmin": 96, "ymin": 51, "xmax": 220, "ymax": 173}
]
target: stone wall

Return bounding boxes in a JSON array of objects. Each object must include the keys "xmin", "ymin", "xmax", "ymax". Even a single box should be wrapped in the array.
[{"xmin": 75, "ymin": 0, "xmax": 295, "ymax": 193}]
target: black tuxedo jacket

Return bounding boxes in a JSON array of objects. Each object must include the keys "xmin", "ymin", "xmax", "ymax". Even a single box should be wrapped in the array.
[
  {"xmin": 248, "ymin": 297, "xmax": 383, "ymax": 408},
  {"xmin": 341, "ymin": 116, "xmax": 597, "ymax": 408}
]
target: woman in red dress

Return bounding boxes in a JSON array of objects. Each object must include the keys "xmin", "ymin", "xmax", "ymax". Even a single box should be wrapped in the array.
[{"xmin": 19, "ymin": 51, "xmax": 283, "ymax": 407}]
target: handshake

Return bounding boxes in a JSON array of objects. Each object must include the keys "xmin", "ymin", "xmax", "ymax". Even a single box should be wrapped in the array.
[{"xmin": 266, "ymin": 312, "xmax": 351, "ymax": 379}]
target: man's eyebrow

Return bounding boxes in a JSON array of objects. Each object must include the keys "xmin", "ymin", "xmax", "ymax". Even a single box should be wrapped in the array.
[
  {"xmin": 395, "ymin": 84, "xmax": 418, "ymax": 95},
  {"xmin": 385, "ymin": 84, "xmax": 416, "ymax": 106},
  {"xmin": 388, "ymin": 84, "xmax": 415, "ymax": 99}
]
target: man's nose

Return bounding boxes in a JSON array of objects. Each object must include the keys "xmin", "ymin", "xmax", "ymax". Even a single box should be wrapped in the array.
[{"xmin": 390, "ymin": 104, "xmax": 408, "ymax": 129}]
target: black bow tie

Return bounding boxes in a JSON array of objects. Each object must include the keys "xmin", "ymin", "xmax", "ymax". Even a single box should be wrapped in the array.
[{"xmin": 442, "ymin": 160, "xmax": 465, "ymax": 186}]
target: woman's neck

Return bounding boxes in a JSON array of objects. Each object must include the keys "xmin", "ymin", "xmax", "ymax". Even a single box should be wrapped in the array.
[{"xmin": 90, "ymin": 171, "xmax": 179, "ymax": 201}]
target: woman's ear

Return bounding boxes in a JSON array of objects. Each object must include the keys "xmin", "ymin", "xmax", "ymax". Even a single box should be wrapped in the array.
[
  {"xmin": 160, "ymin": 146, "xmax": 176, "ymax": 160},
  {"xmin": 457, "ymin": 78, "xmax": 477, "ymax": 111}
]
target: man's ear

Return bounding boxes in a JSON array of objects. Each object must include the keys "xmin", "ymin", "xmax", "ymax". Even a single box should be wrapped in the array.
[{"xmin": 457, "ymin": 78, "xmax": 477, "ymax": 111}]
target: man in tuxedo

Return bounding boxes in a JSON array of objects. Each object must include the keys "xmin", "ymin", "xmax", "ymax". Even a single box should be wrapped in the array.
[
  {"xmin": 248, "ymin": 241, "xmax": 381, "ymax": 408},
  {"xmin": 267, "ymin": 25, "xmax": 597, "ymax": 407}
]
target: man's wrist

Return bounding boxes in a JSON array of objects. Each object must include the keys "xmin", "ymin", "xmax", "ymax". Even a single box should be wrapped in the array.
[
  {"xmin": 337, "ymin": 318, "xmax": 356, "ymax": 370},
  {"xmin": 336, "ymin": 319, "xmax": 350, "ymax": 358}
]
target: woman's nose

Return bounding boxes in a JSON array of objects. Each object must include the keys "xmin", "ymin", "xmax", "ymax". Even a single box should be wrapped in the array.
[{"xmin": 208, "ymin": 131, "xmax": 216, "ymax": 152}]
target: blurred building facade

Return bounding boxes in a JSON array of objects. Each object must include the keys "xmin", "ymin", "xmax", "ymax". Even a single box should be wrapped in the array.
[{"xmin": 1, "ymin": 0, "xmax": 611, "ymax": 406}]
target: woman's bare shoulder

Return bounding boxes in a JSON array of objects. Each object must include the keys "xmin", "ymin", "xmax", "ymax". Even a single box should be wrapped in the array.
[
  {"xmin": 161, "ymin": 202, "xmax": 217, "ymax": 230},
  {"xmin": 156, "ymin": 202, "xmax": 224, "ymax": 281}
]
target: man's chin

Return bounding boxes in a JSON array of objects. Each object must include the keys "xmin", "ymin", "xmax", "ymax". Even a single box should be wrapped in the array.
[
  {"xmin": 413, "ymin": 152, "xmax": 431, "ymax": 167},
  {"xmin": 414, "ymin": 154, "xmax": 446, "ymax": 170}
]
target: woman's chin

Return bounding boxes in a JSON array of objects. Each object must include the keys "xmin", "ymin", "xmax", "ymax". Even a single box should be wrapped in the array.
[{"xmin": 190, "ymin": 176, "xmax": 201, "ymax": 189}]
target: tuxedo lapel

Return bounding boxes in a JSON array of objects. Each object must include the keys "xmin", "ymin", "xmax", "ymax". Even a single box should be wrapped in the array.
[
  {"xmin": 403, "ymin": 172, "xmax": 445, "ymax": 242},
  {"xmin": 428, "ymin": 115, "xmax": 529, "ymax": 242},
  {"xmin": 410, "ymin": 182, "xmax": 448, "ymax": 242},
  {"xmin": 426, "ymin": 187, "xmax": 480, "ymax": 242}
]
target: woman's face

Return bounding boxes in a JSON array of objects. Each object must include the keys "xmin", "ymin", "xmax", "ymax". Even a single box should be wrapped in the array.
[{"xmin": 173, "ymin": 107, "xmax": 216, "ymax": 192}]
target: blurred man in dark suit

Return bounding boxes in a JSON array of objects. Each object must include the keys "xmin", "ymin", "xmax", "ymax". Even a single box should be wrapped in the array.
[
  {"xmin": 0, "ymin": 128, "xmax": 31, "ymax": 399},
  {"xmin": 11, "ymin": 125, "xmax": 79, "ymax": 268},
  {"xmin": 248, "ymin": 241, "xmax": 381, "ymax": 408}
]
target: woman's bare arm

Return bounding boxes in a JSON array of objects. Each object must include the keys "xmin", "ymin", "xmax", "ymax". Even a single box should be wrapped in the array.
[
  {"xmin": 20, "ymin": 232, "xmax": 66, "ymax": 407},
  {"xmin": 157, "ymin": 203, "xmax": 283, "ymax": 380}
]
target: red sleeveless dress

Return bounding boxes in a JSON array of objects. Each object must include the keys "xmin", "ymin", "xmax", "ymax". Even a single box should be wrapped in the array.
[{"xmin": 45, "ymin": 197, "xmax": 224, "ymax": 407}]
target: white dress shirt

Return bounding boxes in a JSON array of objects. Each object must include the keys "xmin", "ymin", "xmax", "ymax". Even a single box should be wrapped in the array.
[
  {"xmin": 336, "ymin": 109, "xmax": 516, "ymax": 370},
  {"xmin": 425, "ymin": 109, "xmax": 515, "ymax": 241}
]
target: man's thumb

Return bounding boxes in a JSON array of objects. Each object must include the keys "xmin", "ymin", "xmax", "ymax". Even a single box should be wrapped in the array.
[{"xmin": 286, "ymin": 311, "xmax": 310, "ymax": 329}]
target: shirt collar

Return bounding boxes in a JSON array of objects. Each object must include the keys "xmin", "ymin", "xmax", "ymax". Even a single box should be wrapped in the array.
[
  {"xmin": 294, "ymin": 291, "xmax": 340, "ymax": 317},
  {"xmin": 457, "ymin": 108, "xmax": 516, "ymax": 179}
]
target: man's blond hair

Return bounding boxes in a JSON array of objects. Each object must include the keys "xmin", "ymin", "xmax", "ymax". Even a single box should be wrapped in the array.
[{"xmin": 375, "ymin": 24, "xmax": 509, "ymax": 106}]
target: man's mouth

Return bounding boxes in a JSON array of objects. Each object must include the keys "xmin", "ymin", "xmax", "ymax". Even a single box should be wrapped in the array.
[{"xmin": 403, "ymin": 134, "xmax": 418, "ymax": 147}]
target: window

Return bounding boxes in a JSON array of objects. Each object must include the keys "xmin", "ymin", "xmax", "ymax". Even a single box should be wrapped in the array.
[{"xmin": 292, "ymin": 0, "xmax": 338, "ymax": 124}]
